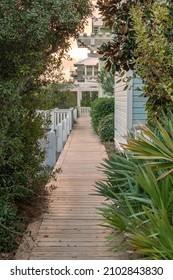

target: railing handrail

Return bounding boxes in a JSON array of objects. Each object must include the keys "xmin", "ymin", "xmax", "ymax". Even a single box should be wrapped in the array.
[
  {"xmin": 78, "ymin": 106, "xmax": 90, "ymax": 117},
  {"xmin": 38, "ymin": 107, "xmax": 78, "ymax": 167}
]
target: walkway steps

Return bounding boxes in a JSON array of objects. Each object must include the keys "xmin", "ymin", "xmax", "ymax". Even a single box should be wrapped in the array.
[{"xmin": 29, "ymin": 117, "xmax": 128, "ymax": 260}]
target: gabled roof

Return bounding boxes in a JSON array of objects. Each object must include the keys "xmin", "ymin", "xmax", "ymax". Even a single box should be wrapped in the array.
[{"xmin": 74, "ymin": 57, "xmax": 98, "ymax": 67}]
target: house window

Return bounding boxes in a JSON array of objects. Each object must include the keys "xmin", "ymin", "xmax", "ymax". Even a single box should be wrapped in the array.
[
  {"xmin": 93, "ymin": 26, "xmax": 99, "ymax": 34},
  {"xmin": 86, "ymin": 66, "xmax": 93, "ymax": 76},
  {"xmin": 77, "ymin": 65, "xmax": 85, "ymax": 82},
  {"xmin": 94, "ymin": 66, "xmax": 98, "ymax": 76}
]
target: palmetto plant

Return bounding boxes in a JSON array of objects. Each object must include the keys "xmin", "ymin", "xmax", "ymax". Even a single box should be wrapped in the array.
[
  {"xmin": 128, "ymin": 174, "xmax": 173, "ymax": 259},
  {"xmin": 96, "ymin": 152, "xmax": 148, "ymax": 253},
  {"xmin": 97, "ymin": 152, "xmax": 139, "ymax": 197},
  {"xmin": 124, "ymin": 111, "xmax": 173, "ymax": 180},
  {"xmin": 96, "ymin": 112, "xmax": 173, "ymax": 259}
]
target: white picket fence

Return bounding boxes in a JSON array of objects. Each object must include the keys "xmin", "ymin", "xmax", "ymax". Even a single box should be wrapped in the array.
[
  {"xmin": 78, "ymin": 107, "xmax": 90, "ymax": 117},
  {"xmin": 37, "ymin": 107, "xmax": 90, "ymax": 168},
  {"xmin": 37, "ymin": 108, "xmax": 78, "ymax": 167}
]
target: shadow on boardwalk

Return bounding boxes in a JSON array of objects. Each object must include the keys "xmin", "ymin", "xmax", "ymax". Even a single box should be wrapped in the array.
[{"xmin": 18, "ymin": 117, "xmax": 129, "ymax": 260}]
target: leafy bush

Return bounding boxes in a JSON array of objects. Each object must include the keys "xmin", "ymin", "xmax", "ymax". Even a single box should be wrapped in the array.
[
  {"xmin": 96, "ymin": 112, "xmax": 173, "ymax": 259},
  {"xmin": 81, "ymin": 92, "xmax": 98, "ymax": 107},
  {"xmin": 97, "ymin": 0, "xmax": 154, "ymax": 72},
  {"xmin": 0, "ymin": 197, "xmax": 21, "ymax": 253},
  {"xmin": 98, "ymin": 113, "xmax": 114, "ymax": 142},
  {"xmin": 131, "ymin": 1, "xmax": 173, "ymax": 122},
  {"xmin": 0, "ymin": 0, "xmax": 92, "ymax": 256},
  {"xmin": 0, "ymin": 82, "xmax": 51, "ymax": 255},
  {"xmin": 90, "ymin": 97, "xmax": 114, "ymax": 134},
  {"xmin": 37, "ymin": 82, "xmax": 77, "ymax": 110},
  {"xmin": 97, "ymin": 1, "xmax": 173, "ymax": 122},
  {"xmin": 97, "ymin": 67, "xmax": 114, "ymax": 96}
]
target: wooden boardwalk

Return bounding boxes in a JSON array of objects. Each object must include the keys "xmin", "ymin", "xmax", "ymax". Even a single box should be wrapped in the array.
[{"xmin": 29, "ymin": 117, "xmax": 128, "ymax": 260}]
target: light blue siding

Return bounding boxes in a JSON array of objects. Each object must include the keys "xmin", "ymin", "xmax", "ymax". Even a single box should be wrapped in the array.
[
  {"xmin": 134, "ymin": 76, "xmax": 143, "ymax": 84},
  {"xmin": 114, "ymin": 76, "xmax": 128, "ymax": 144},
  {"xmin": 114, "ymin": 73, "xmax": 147, "ymax": 145},
  {"xmin": 132, "ymin": 79, "xmax": 147, "ymax": 126}
]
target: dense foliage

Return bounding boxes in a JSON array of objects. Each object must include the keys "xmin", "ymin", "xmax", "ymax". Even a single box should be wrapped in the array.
[
  {"xmin": 98, "ymin": 113, "xmax": 114, "ymax": 142},
  {"xmin": 37, "ymin": 81, "xmax": 77, "ymax": 110},
  {"xmin": 97, "ymin": 0, "xmax": 153, "ymax": 72},
  {"xmin": 97, "ymin": 66, "xmax": 114, "ymax": 96},
  {"xmin": 0, "ymin": 0, "xmax": 92, "ymax": 80},
  {"xmin": 96, "ymin": 0, "xmax": 173, "ymax": 260},
  {"xmin": 0, "ymin": 0, "xmax": 92, "ymax": 256},
  {"xmin": 81, "ymin": 92, "xmax": 98, "ymax": 107},
  {"xmin": 97, "ymin": 0, "xmax": 173, "ymax": 120},
  {"xmin": 131, "ymin": 0, "xmax": 173, "ymax": 121},
  {"xmin": 90, "ymin": 97, "xmax": 114, "ymax": 134},
  {"xmin": 96, "ymin": 112, "xmax": 173, "ymax": 259}
]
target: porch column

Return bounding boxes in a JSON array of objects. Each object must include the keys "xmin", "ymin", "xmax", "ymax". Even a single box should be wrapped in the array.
[
  {"xmin": 98, "ymin": 84, "xmax": 104, "ymax": 97},
  {"xmin": 77, "ymin": 88, "xmax": 82, "ymax": 107}
]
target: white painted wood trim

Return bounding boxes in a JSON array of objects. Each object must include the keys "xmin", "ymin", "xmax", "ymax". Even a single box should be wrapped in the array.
[{"xmin": 127, "ymin": 70, "xmax": 133, "ymax": 130}]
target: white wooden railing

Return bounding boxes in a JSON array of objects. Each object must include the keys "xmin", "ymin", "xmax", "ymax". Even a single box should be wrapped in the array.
[
  {"xmin": 78, "ymin": 107, "xmax": 90, "ymax": 117},
  {"xmin": 38, "ymin": 107, "xmax": 90, "ymax": 168},
  {"xmin": 37, "ymin": 108, "xmax": 78, "ymax": 167}
]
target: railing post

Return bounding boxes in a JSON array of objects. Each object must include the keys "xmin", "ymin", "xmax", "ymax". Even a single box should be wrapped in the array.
[
  {"xmin": 70, "ymin": 108, "xmax": 74, "ymax": 130},
  {"xmin": 68, "ymin": 110, "xmax": 72, "ymax": 131},
  {"xmin": 50, "ymin": 110, "xmax": 54, "ymax": 130},
  {"xmin": 47, "ymin": 130, "xmax": 56, "ymax": 167},
  {"xmin": 56, "ymin": 123, "xmax": 63, "ymax": 152},
  {"xmin": 78, "ymin": 107, "xmax": 91, "ymax": 117},
  {"xmin": 67, "ymin": 115, "xmax": 70, "ymax": 136},
  {"xmin": 78, "ymin": 107, "xmax": 81, "ymax": 117},
  {"xmin": 73, "ymin": 108, "xmax": 77, "ymax": 122},
  {"xmin": 62, "ymin": 119, "xmax": 67, "ymax": 143}
]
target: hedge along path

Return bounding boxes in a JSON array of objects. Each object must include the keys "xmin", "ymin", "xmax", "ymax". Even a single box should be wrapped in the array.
[{"xmin": 29, "ymin": 116, "xmax": 129, "ymax": 260}]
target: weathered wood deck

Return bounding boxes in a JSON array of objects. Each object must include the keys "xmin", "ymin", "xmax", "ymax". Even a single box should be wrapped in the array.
[{"xmin": 29, "ymin": 117, "xmax": 128, "ymax": 260}]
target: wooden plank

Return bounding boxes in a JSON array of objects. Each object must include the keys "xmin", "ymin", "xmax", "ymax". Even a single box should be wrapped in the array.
[
  {"xmin": 32, "ymin": 241, "xmax": 108, "ymax": 247},
  {"xmin": 45, "ymin": 214, "xmax": 102, "ymax": 218},
  {"xmin": 32, "ymin": 246, "xmax": 113, "ymax": 253},
  {"xmin": 31, "ymin": 252, "xmax": 118, "ymax": 258},
  {"xmin": 36, "ymin": 237, "xmax": 107, "ymax": 242},
  {"xmin": 41, "ymin": 221, "xmax": 103, "ymax": 225},
  {"xmin": 30, "ymin": 256, "xmax": 122, "ymax": 260},
  {"xmin": 28, "ymin": 117, "xmax": 127, "ymax": 260},
  {"xmin": 48, "ymin": 201, "xmax": 103, "ymax": 204},
  {"xmin": 38, "ymin": 230, "xmax": 109, "ymax": 235},
  {"xmin": 44, "ymin": 209, "xmax": 101, "ymax": 213},
  {"xmin": 39, "ymin": 225, "xmax": 106, "ymax": 230}
]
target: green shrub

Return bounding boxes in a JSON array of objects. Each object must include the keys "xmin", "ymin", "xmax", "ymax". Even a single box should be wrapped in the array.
[
  {"xmin": 131, "ymin": 1, "xmax": 173, "ymax": 122},
  {"xmin": 96, "ymin": 112, "xmax": 173, "ymax": 259},
  {"xmin": 37, "ymin": 83, "xmax": 77, "ymax": 110},
  {"xmin": 81, "ymin": 92, "xmax": 98, "ymax": 107},
  {"xmin": 98, "ymin": 113, "xmax": 114, "ymax": 142},
  {"xmin": 90, "ymin": 97, "xmax": 114, "ymax": 134},
  {"xmin": 0, "ymin": 197, "xmax": 21, "ymax": 253},
  {"xmin": 0, "ymin": 0, "xmax": 92, "ymax": 257},
  {"xmin": 97, "ymin": 67, "xmax": 114, "ymax": 96},
  {"xmin": 0, "ymin": 82, "xmax": 50, "ymax": 255}
]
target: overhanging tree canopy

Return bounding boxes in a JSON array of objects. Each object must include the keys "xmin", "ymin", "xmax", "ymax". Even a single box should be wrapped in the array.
[
  {"xmin": 97, "ymin": 0, "xmax": 154, "ymax": 73},
  {"xmin": 97, "ymin": 0, "xmax": 173, "ymax": 121},
  {"xmin": 0, "ymin": 0, "xmax": 93, "ymax": 253},
  {"xmin": 0, "ymin": 0, "xmax": 92, "ymax": 80}
]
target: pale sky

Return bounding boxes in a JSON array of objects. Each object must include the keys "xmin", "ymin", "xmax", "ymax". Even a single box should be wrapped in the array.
[
  {"xmin": 62, "ymin": 2, "xmax": 99, "ymax": 79},
  {"xmin": 62, "ymin": 21, "xmax": 91, "ymax": 79}
]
